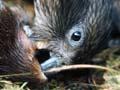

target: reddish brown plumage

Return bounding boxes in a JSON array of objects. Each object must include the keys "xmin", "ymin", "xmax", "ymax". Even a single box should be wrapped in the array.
[{"xmin": 0, "ymin": 1, "xmax": 47, "ymax": 83}]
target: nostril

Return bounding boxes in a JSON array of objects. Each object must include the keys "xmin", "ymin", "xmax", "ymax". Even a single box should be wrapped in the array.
[{"xmin": 35, "ymin": 49, "xmax": 50, "ymax": 64}]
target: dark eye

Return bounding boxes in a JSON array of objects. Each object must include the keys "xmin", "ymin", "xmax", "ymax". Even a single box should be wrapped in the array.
[{"xmin": 71, "ymin": 31, "xmax": 81, "ymax": 41}]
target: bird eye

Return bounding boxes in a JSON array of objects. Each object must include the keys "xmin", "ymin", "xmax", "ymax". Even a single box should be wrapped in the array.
[
  {"xmin": 66, "ymin": 25, "xmax": 85, "ymax": 47},
  {"xmin": 71, "ymin": 31, "xmax": 81, "ymax": 41}
]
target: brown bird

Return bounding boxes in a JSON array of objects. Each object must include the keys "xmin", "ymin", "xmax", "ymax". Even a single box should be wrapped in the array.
[
  {"xmin": 0, "ymin": 0, "xmax": 47, "ymax": 83},
  {"xmin": 30, "ymin": 0, "xmax": 113, "ymax": 70}
]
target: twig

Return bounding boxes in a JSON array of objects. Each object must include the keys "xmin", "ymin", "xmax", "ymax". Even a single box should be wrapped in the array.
[
  {"xmin": 0, "ymin": 72, "xmax": 32, "ymax": 78},
  {"xmin": 44, "ymin": 64, "xmax": 116, "ymax": 75},
  {"xmin": 0, "ymin": 64, "xmax": 117, "ymax": 80}
]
